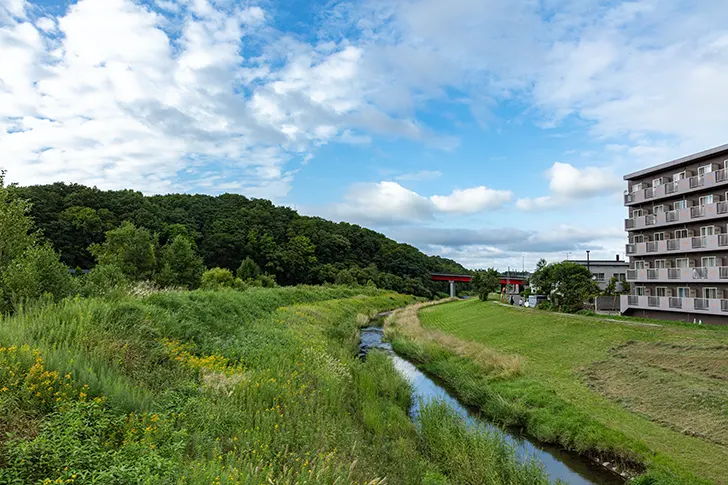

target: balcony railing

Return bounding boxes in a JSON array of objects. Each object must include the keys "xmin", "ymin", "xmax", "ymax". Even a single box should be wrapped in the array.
[
  {"xmin": 668, "ymin": 268, "xmax": 681, "ymax": 280},
  {"xmin": 646, "ymin": 241, "xmax": 659, "ymax": 252},
  {"xmin": 627, "ymin": 270, "xmax": 637, "ymax": 281},
  {"xmin": 644, "ymin": 187, "xmax": 654, "ymax": 199},
  {"xmin": 690, "ymin": 175, "xmax": 705, "ymax": 189},
  {"xmin": 666, "ymin": 210, "xmax": 680, "ymax": 222},
  {"xmin": 721, "ymin": 267, "xmax": 728, "ymax": 279},
  {"xmin": 719, "ymin": 201, "xmax": 728, "ymax": 214},
  {"xmin": 647, "ymin": 269, "xmax": 659, "ymax": 280},
  {"xmin": 625, "ymin": 218, "xmax": 635, "ymax": 229},
  {"xmin": 692, "ymin": 267, "xmax": 709, "ymax": 279},
  {"xmin": 626, "ymin": 244, "xmax": 636, "ymax": 255},
  {"xmin": 667, "ymin": 239, "xmax": 680, "ymax": 250},
  {"xmin": 720, "ymin": 234, "xmax": 728, "ymax": 247},
  {"xmin": 645, "ymin": 214, "xmax": 656, "ymax": 226},
  {"xmin": 691, "ymin": 205, "xmax": 707, "ymax": 218},
  {"xmin": 624, "ymin": 192, "xmax": 634, "ymax": 204},
  {"xmin": 717, "ymin": 168, "xmax": 728, "ymax": 183},
  {"xmin": 665, "ymin": 182, "xmax": 678, "ymax": 194},
  {"xmin": 692, "ymin": 236, "xmax": 706, "ymax": 249},
  {"xmin": 623, "ymin": 295, "xmax": 728, "ymax": 314},
  {"xmin": 694, "ymin": 298, "xmax": 710, "ymax": 311}
]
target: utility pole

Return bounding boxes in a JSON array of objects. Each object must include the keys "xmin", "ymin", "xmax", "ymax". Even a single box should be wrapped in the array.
[{"xmin": 586, "ymin": 250, "xmax": 591, "ymax": 273}]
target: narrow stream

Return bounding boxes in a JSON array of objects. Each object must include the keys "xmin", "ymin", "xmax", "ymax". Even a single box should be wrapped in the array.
[{"xmin": 358, "ymin": 326, "xmax": 625, "ymax": 485}]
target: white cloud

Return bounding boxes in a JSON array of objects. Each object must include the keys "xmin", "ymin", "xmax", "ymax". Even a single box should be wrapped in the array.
[
  {"xmin": 547, "ymin": 162, "xmax": 622, "ymax": 198},
  {"xmin": 516, "ymin": 161, "xmax": 622, "ymax": 211},
  {"xmin": 316, "ymin": 180, "xmax": 511, "ymax": 225},
  {"xmin": 330, "ymin": 181, "xmax": 435, "ymax": 225},
  {"xmin": 431, "ymin": 186, "xmax": 513, "ymax": 214}
]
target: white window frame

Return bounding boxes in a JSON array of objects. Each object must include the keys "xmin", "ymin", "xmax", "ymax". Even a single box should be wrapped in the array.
[
  {"xmin": 654, "ymin": 260, "xmax": 666, "ymax": 269},
  {"xmin": 674, "ymin": 200, "xmax": 688, "ymax": 210},
  {"xmin": 702, "ymin": 256, "xmax": 717, "ymax": 267},
  {"xmin": 635, "ymin": 286, "xmax": 646, "ymax": 296},
  {"xmin": 633, "ymin": 234, "xmax": 645, "ymax": 243},
  {"xmin": 674, "ymin": 171, "xmax": 687, "ymax": 181},
  {"xmin": 655, "ymin": 287, "xmax": 668, "ymax": 297},
  {"xmin": 674, "ymin": 229, "xmax": 689, "ymax": 239},
  {"xmin": 593, "ymin": 273, "xmax": 606, "ymax": 282},
  {"xmin": 699, "ymin": 195, "xmax": 714, "ymax": 206},
  {"xmin": 704, "ymin": 287, "xmax": 718, "ymax": 299},
  {"xmin": 654, "ymin": 232, "xmax": 665, "ymax": 241},
  {"xmin": 653, "ymin": 204, "xmax": 665, "ymax": 214},
  {"xmin": 701, "ymin": 226, "xmax": 715, "ymax": 237},
  {"xmin": 632, "ymin": 208, "xmax": 644, "ymax": 217},
  {"xmin": 698, "ymin": 164, "xmax": 714, "ymax": 176},
  {"xmin": 676, "ymin": 258, "xmax": 690, "ymax": 268},
  {"xmin": 677, "ymin": 287, "xmax": 689, "ymax": 298}
]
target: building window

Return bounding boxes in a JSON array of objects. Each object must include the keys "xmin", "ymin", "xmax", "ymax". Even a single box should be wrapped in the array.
[
  {"xmin": 593, "ymin": 273, "xmax": 605, "ymax": 282},
  {"xmin": 616, "ymin": 273, "xmax": 626, "ymax": 281},
  {"xmin": 635, "ymin": 286, "xmax": 646, "ymax": 296},
  {"xmin": 674, "ymin": 229, "xmax": 688, "ymax": 239},
  {"xmin": 674, "ymin": 200, "xmax": 688, "ymax": 210},
  {"xmin": 656, "ymin": 287, "xmax": 668, "ymax": 297},
  {"xmin": 677, "ymin": 287, "xmax": 689, "ymax": 298},
  {"xmin": 654, "ymin": 260, "xmax": 666, "ymax": 269},
  {"xmin": 704, "ymin": 287, "xmax": 718, "ymax": 299}
]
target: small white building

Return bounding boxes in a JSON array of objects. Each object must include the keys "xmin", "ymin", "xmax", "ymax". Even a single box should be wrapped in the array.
[{"xmin": 569, "ymin": 256, "xmax": 629, "ymax": 291}]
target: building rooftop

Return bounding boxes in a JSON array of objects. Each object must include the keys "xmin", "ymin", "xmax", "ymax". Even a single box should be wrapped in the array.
[
  {"xmin": 569, "ymin": 259, "xmax": 629, "ymax": 266},
  {"xmin": 624, "ymin": 143, "xmax": 728, "ymax": 180}
]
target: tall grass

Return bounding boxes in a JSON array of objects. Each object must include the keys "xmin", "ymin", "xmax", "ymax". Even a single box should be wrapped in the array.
[{"xmin": 0, "ymin": 287, "xmax": 555, "ymax": 484}]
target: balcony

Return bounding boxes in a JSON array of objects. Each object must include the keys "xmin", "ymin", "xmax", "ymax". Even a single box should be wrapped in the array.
[
  {"xmin": 628, "ymin": 234, "xmax": 728, "ymax": 256},
  {"xmin": 625, "ymin": 168, "xmax": 728, "ymax": 206},
  {"xmin": 621, "ymin": 295, "xmax": 728, "ymax": 314},
  {"xmin": 626, "ymin": 200, "xmax": 728, "ymax": 231},
  {"xmin": 627, "ymin": 266, "xmax": 728, "ymax": 283}
]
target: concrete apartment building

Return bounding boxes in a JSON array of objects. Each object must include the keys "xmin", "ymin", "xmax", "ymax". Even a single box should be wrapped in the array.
[
  {"xmin": 570, "ymin": 257, "xmax": 628, "ymax": 291},
  {"xmin": 621, "ymin": 143, "xmax": 728, "ymax": 324}
]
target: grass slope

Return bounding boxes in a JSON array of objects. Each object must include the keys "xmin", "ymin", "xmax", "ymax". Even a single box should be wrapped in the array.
[
  {"xmin": 0, "ymin": 287, "xmax": 554, "ymax": 485},
  {"xmin": 404, "ymin": 299, "xmax": 728, "ymax": 484}
]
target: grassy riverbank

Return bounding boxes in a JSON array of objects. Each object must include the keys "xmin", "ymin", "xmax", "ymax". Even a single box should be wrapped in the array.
[
  {"xmin": 386, "ymin": 299, "xmax": 728, "ymax": 484},
  {"xmin": 0, "ymin": 287, "xmax": 554, "ymax": 484}
]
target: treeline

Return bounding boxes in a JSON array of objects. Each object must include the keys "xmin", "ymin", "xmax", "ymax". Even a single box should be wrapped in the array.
[{"xmin": 9, "ymin": 181, "xmax": 469, "ymax": 297}]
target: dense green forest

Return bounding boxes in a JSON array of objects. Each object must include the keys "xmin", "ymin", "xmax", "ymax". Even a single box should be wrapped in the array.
[{"xmin": 11, "ymin": 183, "xmax": 469, "ymax": 297}]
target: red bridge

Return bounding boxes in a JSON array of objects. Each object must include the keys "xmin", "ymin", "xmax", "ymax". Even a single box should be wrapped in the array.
[{"xmin": 431, "ymin": 273, "xmax": 473, "ymax": 297}]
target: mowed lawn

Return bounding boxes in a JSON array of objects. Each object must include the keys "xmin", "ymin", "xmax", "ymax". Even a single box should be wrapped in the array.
[{"xmin": 419, "ymin": 299, "xmax": 728, "ymax": 484}]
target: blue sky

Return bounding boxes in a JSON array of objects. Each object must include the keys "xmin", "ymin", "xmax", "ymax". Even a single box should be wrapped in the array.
[{"xmin": 2, "ymin": 0, "xmax": 728, "ymax": 270}]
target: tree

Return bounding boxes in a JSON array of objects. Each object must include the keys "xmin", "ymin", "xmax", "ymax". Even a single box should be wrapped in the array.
[
  {"xmin": 604, "ymin": 276, "xmax": 618, "ymax": 296},
  {"xmin": 81, "ymin": 264, "xmax": 128, "ymax": 297},
  {"xmin": 0, "ymin": 171, "xmax": 37, "ymax": 270},
  {"xmin": 236, "ymin": 257, "xmax": 260, "ymax": 281},
  {"xmin": 529, "ymin": 259, "xmax": 549, "ymax": 294},
  {"xmin": 1, "ymin": 243, "xmax": 74, "ymax": 307},
  {"xmin": 535, "ymin": 261, "xmax": 600, "ymax": 313},
  {"xmin": 89, "ymin": 222, "xmax": 157, "ymax": 281},
  {"xmin": 156, "ymin": 235, "xmax": 205, "ymax": 289},
  {"xmin": 472, "ymin": 268, "xmax": 500, "ymax": 300},
  {"xmin": 335, "ymin": 269, "xmax": 356, "ymax": 286}
]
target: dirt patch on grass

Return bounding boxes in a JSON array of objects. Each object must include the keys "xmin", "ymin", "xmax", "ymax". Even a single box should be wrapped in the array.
[{"xmin": 584, "ymin": 341, "xmax": 728, "ymax": 446}]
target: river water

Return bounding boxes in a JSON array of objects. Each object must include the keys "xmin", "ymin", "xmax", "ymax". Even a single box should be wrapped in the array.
[{"xmin": 358, "ymin": 326, "xmax": 625, "ymax": 485}]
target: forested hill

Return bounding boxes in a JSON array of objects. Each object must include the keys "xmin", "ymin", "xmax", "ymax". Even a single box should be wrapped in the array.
[{"xmin": 11, "ymin": 183, "xmax": 469, "ymax": 297}]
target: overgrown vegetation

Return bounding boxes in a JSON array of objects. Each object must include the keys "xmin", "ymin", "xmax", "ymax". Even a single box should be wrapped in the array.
[
  {"xmin": 0, "ymin": 288, "xmax": 554, "ymax": 484},
  {"xmin": 388, "ymin": 298, "xmax": 728, "ymax": 484},
  {"xmin": 11, "ymin": 182, "xmax": 471, "ymax": 297}
]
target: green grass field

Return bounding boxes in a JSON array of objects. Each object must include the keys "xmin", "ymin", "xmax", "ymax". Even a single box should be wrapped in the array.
[
  {"xmin": 0, "ymin": 287, "xmax": 555, "ymax": 485},
  {"xmin": 410, "ymin": 299, "xmax": 728, "ymax": 484}
]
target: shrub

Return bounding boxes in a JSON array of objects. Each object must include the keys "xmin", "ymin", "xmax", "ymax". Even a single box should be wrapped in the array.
[
  {"xmin": 81, "ymin": 264, "xmax": 128, "ymax": 297},
  {"xmin": 1, "ymin": 243, "xmax": 73, "ymax": 308},
  {"xmin": 335, "ymin": 269, "xmax": 356, "ymax": 286},
  {"xmin": 200, "ymin": 267, "xmax": 235, "ymax": 289}
]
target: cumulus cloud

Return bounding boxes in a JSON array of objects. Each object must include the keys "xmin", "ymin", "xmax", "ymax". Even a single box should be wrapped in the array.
[
  {"xmin": 516, "ymin": 161, "xmax": 622, "ymax": 211},
  {"xmin": 431, "ymin": 186, "xmax": 513, "ymax": 214},
  {"xmin": 317, "ymin": 181, "xmax": 511, "ymax": 225},
  {"xmin": 394, "ymin": 170, "xmax": 442, "ymax": 182}
]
